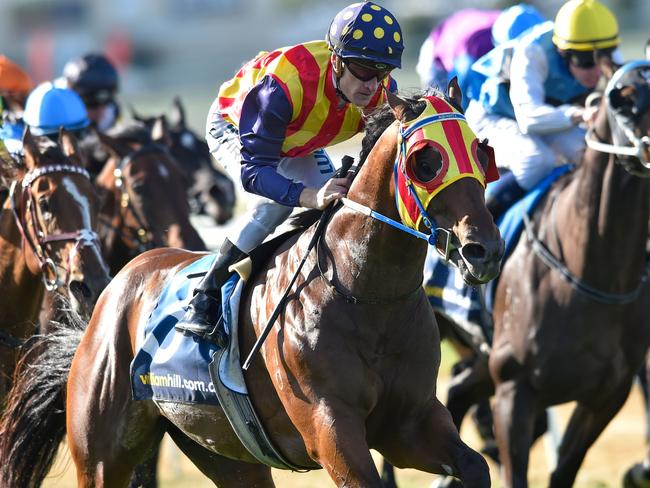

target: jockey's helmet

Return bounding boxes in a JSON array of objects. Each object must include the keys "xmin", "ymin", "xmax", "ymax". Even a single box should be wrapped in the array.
[
  {"xmin": 0, "ymin": 55, "xmax": 33, "ymax": 95},
  {"xmin": 23, "ymin": 82, "xmax": 90, "ymax": 136},
  {"xmin": 492, "ymin": 4, "xmax": 546, "ymax": 46},
  {"xmin": 326, "ymin": 1, "xmax": 403, "ymax": 70},
  {"xmin": 63, "ymin": 53, "xmax": 118, "ymax": 107},
  {"xmin": 552, "ymin": 0, "xmax": 619, "ymax": 52}
]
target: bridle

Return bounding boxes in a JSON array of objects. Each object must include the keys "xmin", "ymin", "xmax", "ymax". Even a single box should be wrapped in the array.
[
  {"xmin": 102, "ymin": 144, "xmax": 169, "ymax": 253},
  {"xmin": 9, "ymin": 164, "xmax": 100, "ymax": 291},
  {"xmin": 525, "ymin": 61, "xmax": 650, "ymax": 304}
]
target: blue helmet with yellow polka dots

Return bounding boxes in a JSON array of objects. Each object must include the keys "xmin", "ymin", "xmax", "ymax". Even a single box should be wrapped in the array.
[{"xmin": 327, "ymin": 1, "xmax": 404, "ymax": 69}]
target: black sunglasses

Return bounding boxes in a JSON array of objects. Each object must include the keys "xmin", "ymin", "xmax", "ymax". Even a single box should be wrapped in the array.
[{"xmin": 344, "ymin": 60, "xmax": 393, "ymax": 82}]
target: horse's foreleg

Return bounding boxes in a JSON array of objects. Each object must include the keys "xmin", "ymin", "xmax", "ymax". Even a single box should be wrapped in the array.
[
  {"xmin": 492, "ymin": 379, "xmax": 538, "ymax": 488},
  {"xmin": 378, "ymin": 397, "xmax": 490, "ymax": 487},
  {"xmin": 298, "ymin": 402, "xmax": 383, "ymax": 488},
  {"xmin": 549, "ymin": 380, "xmax": 632, "ymax": 488}
]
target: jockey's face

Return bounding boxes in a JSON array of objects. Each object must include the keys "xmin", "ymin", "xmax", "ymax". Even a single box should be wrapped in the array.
[
  {"xmin": 334, "ymin": 56, "xmax": 385, "ymax": 108},
  {"xmin": 569, "ymin": 62, "xmax": 602, "ymax": 90}
]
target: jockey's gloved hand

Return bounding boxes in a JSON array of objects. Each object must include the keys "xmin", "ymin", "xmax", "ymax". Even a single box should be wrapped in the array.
[{"xmin": 299, "ymin": 176, "xmax": 352, "ymax": 210}]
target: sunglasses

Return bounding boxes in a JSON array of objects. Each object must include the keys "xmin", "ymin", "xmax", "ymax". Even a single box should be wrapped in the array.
[{"xmin": 344, "ymin": 60, "xmax": 392, "ymax": 82}]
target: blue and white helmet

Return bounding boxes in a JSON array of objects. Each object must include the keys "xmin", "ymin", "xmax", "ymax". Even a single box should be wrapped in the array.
[
  {"xmin": 23, "ymin": 81, "xmax": 90, "ymax": 136},
  {"xmin": 491, "ymin": 4, "xmax": 545, "ymax": 46}
]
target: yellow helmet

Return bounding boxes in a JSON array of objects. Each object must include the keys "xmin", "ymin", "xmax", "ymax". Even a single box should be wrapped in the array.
[{"xmin": 552, "ymin": 0, "xmax": 619, "ymax": 51}]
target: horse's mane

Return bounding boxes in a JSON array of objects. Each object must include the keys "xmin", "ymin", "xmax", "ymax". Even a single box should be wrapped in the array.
[{"xmin": 359, "ymin": 88, "xmax": 461, "ymax": 165}]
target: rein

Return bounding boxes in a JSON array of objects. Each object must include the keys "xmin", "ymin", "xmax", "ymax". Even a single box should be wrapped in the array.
[{"xmin": 9, "ymin": 164, "xmax": 100, "ymax": 291}]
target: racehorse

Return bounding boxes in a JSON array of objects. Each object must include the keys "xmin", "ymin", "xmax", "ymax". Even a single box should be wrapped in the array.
[
  {"xmin": 0, "ymin": 83, "xmax": 504, "ymax": 487},
  {"xmin": 469, "ymin": 58, "xmax": 650, "ymax": 487},
  {"xmin": 131, "ymin": 98, "xmax": 236, "ymax": 225},
  {"xmin": 0, "ymin": 128, "xmax": 110, "ymax": 406},
  {"xmin": 94, "ymin": 119, "xmax": 206, "ymax": 274}
]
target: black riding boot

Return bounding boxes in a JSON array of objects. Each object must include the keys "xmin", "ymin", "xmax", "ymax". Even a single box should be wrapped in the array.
[
  {"xmin": 485, "ymin": 170, "xmax": 526, "ymax": 222},
  {"xmin": 175, "ymin": 238, "xmax": 246, "ymax": 337}
]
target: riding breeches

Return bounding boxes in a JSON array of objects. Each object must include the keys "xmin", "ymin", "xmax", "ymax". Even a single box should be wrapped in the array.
[
  {"xmin": 205, "ymin": 102, "xmax": 335, "ymax": 253},
  {"xmin": 465, "ymin": 101, "xmax": 585, "ymax": 191}
]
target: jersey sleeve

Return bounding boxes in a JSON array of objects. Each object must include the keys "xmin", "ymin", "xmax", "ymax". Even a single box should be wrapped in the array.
[{"xmin": 238, "ymin": 76, "xmax": 306, "ymax": 206}]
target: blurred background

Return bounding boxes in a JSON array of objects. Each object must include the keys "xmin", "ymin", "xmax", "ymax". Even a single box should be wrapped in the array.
[{"xmin": 2, "ymin": 0, "xmax": 648, "ymax": 131}]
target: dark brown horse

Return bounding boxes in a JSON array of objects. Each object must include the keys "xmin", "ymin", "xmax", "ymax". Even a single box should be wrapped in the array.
[
  {"xmin": 483, "ymin": 59, "xmax": 650, "ymax": 487},
  {"xmin": 0, "ymin": 85, "xmax": 504, "ymax": 487},
  {"xmin": 94, "ymin": 120, "xmax": 206, "ymax": 274},
  {"xmin": 0, "ymin": 128, "xmax": 110, "ymax": 405},
  {"xmin": 131, "ymin": 98, "xmax": 236, "ymax": 225}
]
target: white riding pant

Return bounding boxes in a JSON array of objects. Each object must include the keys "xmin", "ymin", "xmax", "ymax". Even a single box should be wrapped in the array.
[
  {"xmin": 465, "ymin": 101, "xmax": 586, "ymax": 190},
  {"xmin": 206, "ymin": 101, "xmax": 335, "ymax": 253}
]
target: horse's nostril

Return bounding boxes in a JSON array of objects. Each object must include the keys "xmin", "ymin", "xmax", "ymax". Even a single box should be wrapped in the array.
[
  {"xmin": 69, "ymin": 280, "xmax": 92, "ymax": 301},
  {"xmin": 460, "ymin": 243, "xmax": 487, "ymax": 262}
]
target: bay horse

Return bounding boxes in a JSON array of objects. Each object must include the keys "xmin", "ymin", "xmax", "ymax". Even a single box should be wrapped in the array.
[
  {"xmin": 478, "ymin": 59, "xmax": 650, "ymax": 487},
  {"xmin": 131, "ymin": 98, "xmax": 236, "ymax": 225},
  {"xmin": 94, "ymin": 119, "xmax": 206, "ymax": 274},
  {"xmin": 0, "ymin": 128, "xmax": 110, "ymax": 405},
  {"xmin": 0, "ymin": 84, "xmax": 504, "ymax": 487}
]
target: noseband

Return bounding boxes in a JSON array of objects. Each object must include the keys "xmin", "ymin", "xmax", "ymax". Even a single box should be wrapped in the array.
[{"xmin": 10, "ymin": 164, "xmax": 100, "ymax": 291}]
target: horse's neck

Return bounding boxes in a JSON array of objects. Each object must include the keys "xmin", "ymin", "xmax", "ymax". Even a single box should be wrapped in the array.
[
  {"xmin": 0, "ymin": 208, "xmax": 43, "ymax": 325},
  {"xmin": 324, "ymin": 159, "xmax": 426, "ymax": 300},
  {"xmin": 555, "ymin": 110, "xmax": 649, "ymax": 288}
]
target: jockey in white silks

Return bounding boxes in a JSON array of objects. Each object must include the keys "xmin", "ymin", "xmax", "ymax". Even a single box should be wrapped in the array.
[{"xmin": 465, "ymin": 0, "xmax": 623, "ymax": 218}]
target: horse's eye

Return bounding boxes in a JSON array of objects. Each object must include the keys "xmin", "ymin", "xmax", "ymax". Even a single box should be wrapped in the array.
[
  {"xmin": 410, "ymin": 146, "xmax": 443, "ymax": 183},
  {"xmin": 131, "ymin": 183, "xmax": 146, "ymax": 195},
  {"xmin": 38, "ymin": 197, "xmax": 52, "ymax": 219}
]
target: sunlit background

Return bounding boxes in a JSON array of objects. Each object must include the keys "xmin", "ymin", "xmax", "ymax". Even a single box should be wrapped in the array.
[{"xmin": 2, "ymin": 0, "xmax": 648, "ymax": 131}]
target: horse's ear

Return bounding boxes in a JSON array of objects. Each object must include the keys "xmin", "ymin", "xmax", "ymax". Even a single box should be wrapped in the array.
[
  {"xmin": 130, "ymin": 104, "xmax": 146, "ymax": 123},
  {"xmin": 171, "ymin": 97, "xmax": 186, "ymax": 128},
  {"xmin": 386, "ymin": 89, "xmax": 411, "ymax": 122},
  {"xmin": 151, "ymin": 115, "xmax": 173, "ymax": 147},
  {"xmin": 22, "ymin": 126, "xmax": 39, "ymax": 170},
  {"xmin": 95, "ymin": 128, "xmax": 129, "ymax": 160},
  {"xmin": 446, "ymin": 76, "xmax": 463, "ymax": 108},
  {"xmin": 58, "ymin": 127, "xmax": 86, "ymax": 167},
  {"xmin": 596, "ymin": 51, "xmax": 618, "ymax": 81},
  {"xmin": 645, "ymin": 38, "xmax": 650, "ymax": 60}
]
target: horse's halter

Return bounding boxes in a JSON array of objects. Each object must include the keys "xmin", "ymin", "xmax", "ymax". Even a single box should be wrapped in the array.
[
  {"xmin": 109, "ymin": 144, "xmax": 169, "ymax": 252},
  {"xmin": 9, "ymin": 164, "xmax": 100, "ymax": 291},
  {"xmin": 393, "ymin": 96, "xmax": 498, "ymax": 257},
  {"xmin": 585, "ymin": 60, "xmax": 650, "ymax": 174},
  {"xmin": 339, "ymin": 95, "xmax": 498, "ymax": 261}
]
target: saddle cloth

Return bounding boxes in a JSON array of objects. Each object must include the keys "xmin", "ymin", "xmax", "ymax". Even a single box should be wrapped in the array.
[
  {"xmin": 425, "ymin": 165, "xmax": 572, "ymax": 345},
  {"xmin": 131, "ymin": 254, "xmax": 227, "ymax": 404}
]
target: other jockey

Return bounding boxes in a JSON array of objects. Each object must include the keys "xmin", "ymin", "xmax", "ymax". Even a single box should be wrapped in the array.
[
  {"xmin": 0, "ymin": 55, "xmax": 33, "ymax": 120},
  {"xmin": 22, "ymin": 82, "xmax": 91, "ymax": 140},
  {"xmin": 176, "ymin": 1, "xmax": 403, "ymax": 337},
  {"xmin": 60, "ymin": 53, "xmax": 120, "ymax": 132},
  {"xmin": 465, "ymin": 0, "xmax": 621, "ymax": 218},
  {"xmin": 415, "ymin": 4, "xmax": 544, "ymax": 108}
]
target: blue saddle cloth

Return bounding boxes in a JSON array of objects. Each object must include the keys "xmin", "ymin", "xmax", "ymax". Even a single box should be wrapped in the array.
[
  {"xmin": 130, "ymin": 254, "xmax": 241, "ymax": 405},
  {"xmin": 425, "ymin": 165, "xmax": 572, "ymax": 337}
]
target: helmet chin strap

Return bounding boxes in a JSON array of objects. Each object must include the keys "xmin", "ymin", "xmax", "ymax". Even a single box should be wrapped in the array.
[{"xmin": 332, "ymin": 56, "xmax": 351, "ymax": 105}]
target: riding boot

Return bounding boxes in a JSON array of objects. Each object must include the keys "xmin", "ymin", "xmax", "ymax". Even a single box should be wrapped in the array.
[
  {"xmin": 175, "ymin": 238, "xmax": 246, "ymax": 337},
  {"xmin": 485, "ymin": 170, "xmax": 526, "ymax": 222}
]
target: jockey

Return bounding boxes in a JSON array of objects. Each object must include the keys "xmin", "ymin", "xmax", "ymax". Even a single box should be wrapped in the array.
[
  {"xmin": 415, "ymin": 4, "xmax": 544, "ymax": 107},
  {"xmin": 0, "ymin": 55, "xmax": 33, "ymax": 120},
  {"xmin": 22, "ymin": 82, "xmax": 91, "ymax": 140},
  {"xmin": 61, "ymin": 53, "xmax": 120, "ymax": 132},
  {"xmin": 465, "ymin": 0, "xmax": 621, "ymax": 218},
  {"xmin": 176, "ymin": 1, "xmax": 403, "ymax": 337}
]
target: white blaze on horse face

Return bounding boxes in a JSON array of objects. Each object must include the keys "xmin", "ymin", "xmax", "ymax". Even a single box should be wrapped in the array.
[
  {"xmin": 157, "ymin": 162, "xmax": 170, "ymax": 179},
  {"xmin": 62, "ymin": 176, "xmax": 92, "ymax": 230}
]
